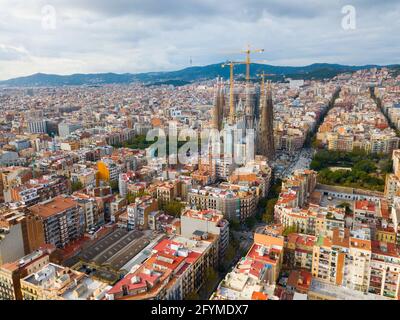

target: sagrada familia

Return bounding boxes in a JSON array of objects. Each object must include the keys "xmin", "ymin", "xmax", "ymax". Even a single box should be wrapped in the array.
[{"xmin": 211, "ymin": 77, "xmax": 275, "ymax": 162}]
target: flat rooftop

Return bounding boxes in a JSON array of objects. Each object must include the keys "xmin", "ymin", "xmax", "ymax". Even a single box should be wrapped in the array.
[
  {"xmin": 309, "ymin": 278, "xmax": 391, "ymax": 300},
  {"xmin": 78, "ymin": 228, "xmax": 150, "ymax": 271},
  {"xmin": 61, "ymin": 277, "xmax": 111, "ymax": 300}
]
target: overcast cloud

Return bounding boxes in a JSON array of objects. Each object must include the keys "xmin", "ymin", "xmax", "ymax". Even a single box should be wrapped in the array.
[{"xmin": 0, "ymin": 0, "xmax": 399, "ymax": 80}]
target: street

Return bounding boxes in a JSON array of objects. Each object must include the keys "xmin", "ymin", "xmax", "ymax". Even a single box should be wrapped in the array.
[{"xmin": 279, "ymin": 148, "xmax": 314, "ymax": 179}]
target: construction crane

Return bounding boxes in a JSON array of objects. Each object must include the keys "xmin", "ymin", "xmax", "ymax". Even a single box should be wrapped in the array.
[
  {"xmin": 222, "ymin": 61, "xmax": 244, "ymax": 125},
  {"xmin": 241, "ymin": 45, "xmax": 264, "ymax": 82}
]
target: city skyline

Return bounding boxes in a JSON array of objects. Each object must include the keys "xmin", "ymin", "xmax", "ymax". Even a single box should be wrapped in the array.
[
  {"xmin": 0, "ymin": 0, "xmax": 400, "ymax": 80},
  {"xmin": 2, "ymin": 0, "xmax": 400, "ymax": 306}
]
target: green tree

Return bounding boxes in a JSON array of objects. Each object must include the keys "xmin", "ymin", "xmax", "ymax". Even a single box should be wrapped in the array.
[
  {"xmin": 245, "ymin": 216, "xmax": 257, "ymax": 229},
  {"xmin": 257, "ymin": 197, "xmax": 268, "ymax": 209},
  {"xmin": 311, "ymin": 137, "xmax": 320, "ymax": 149},
  {"xmin": 71, "ymin": 180, "xmax": 83, "ymax": 192},
  {"xmin": 310, "ymin": 159, "xmax": 321, "ymax": 171},
  {"xmin": 283, "ymin": 225, "xmax": 297, "ymax": 236},
  {"xmin": 163, "ymin": 200, "xmax": 184, "ymax": 217},
  {"xmin": 126, "ymin": 192, "xmax": 136, "ymax": 204},
  {"xmin": 337, "ymin": 202, "xmax": 352, "ymax": 214},
  {"xmin": 381, "ymin": 159, "xmax": 393, "ymax": 174},
  {"xmin": 112, "ymin": 134, "xmax": 154, "ymax": 150},
  {"xmin": 126, "ymin": 190, "xmax": 148, "ymax": 204},
  {"xmin": 353, "ymin": 160, "xmax": 376, "ymax": 173},
  {"xmin": 223, "ymin": 243, "xmax": 237, "ymax": 270},
  {"xmin": 229, "ymin": 219, "xmax": 241, "ymax": 231},
  {"xmin": 109, "ymin": 180, "xmax": 119, "ymax": 193},
  {"xmin": 204, "ymin": 267, "xmax": 218, "ymax": 294},
  {"xmin": 268, "ymin": 179, "xmax": 282, "ymax": 199},
  {"xmin": 263, "ymin": 198, "xmax": 278, "ymax": 224}
]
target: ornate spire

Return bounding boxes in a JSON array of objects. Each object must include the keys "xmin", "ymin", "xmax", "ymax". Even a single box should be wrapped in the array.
[
  {"xmin": 212, "ymin": 77, "xmax": 225, "ymax": 131},
  {"xmin": 258, "ymin": 80, "xmax": 275, "ymax": 161},
  {"xmin": 244, "ymin": 82, "xmax": 254, "ymax": 130}
]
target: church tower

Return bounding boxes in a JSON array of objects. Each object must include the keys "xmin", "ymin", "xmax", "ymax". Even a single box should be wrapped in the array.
[
  {"xmin": 244, "ymin": 83, "xmax": 254, "ymax": 130},
  {"xmin": 258, "ymin": 80, "xmax": 275, "ymax": 161},
  {"xmin": 212, "ymin": 78, "xmax": 225, "ymax": 131}
]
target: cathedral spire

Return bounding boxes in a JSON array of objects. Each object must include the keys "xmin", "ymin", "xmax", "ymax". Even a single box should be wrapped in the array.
[
  {"xmin": 212, "ymin": 77, "xmax": 225, "ymax": 131},
  {"xmin": 258, "ymin": 80, "xmax": 275, "ymax": 161},
  {"xmin": 244, "ymin": 82, "xmax": 254, "ymax": 130}
]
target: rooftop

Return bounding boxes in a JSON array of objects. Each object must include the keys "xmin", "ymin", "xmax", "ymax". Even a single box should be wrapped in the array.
[
  {"xmin": 22, "ymin": 263, "xmax": 111, "ymax": 300},
  {"xmin": 355, "ymin": 200, "xmax": 376, "ymax": 213},
  {"xmin": 28, "ymin": 196, "xmax": 78, "ymax": 218},
  {"xmin": 181, "ymin": 208, "xmax": 224, "ymax": 223},
  {"xmin": 78, "ymin": 228, "xmax": 150, "ymax": 271},
  {"xmin": 308, "ymin": 278, "xmax": 391, "ymax": 300}
]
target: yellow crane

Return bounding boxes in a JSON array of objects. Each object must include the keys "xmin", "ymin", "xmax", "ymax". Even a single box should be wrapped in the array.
[
  {"xmin": 241, "ymin": 45, "xmax": 264, "ymax": 82},
  {"xmin": 222, "ymin": 61, "xmax": 244, "ymax": 125}
]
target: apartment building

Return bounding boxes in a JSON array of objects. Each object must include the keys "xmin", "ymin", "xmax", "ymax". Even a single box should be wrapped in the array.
[
  {"xmin": 286, "ymin": 233, "xmax": 316, "ymax": 270},
  {"xmin": 228, "ymin": 156, "xmax": 272, "ymax": 199},
  {"xmin": 384, "ymin": 150, "xmax": 400, "ymax": 202},
  {"xmin": 106, "ymin": 235, "xmax": 218, "ymax": 300},
  {"xmin": 211, "ymin": 256, "xmax": 277, "ymax": 300},
  {"xmin": 23, "ymin": 214, "xmax": 46, "ymax": 254},
  {"xmin": 188, "ymin": 187, "xmax": 240, "ymax": 221},
  {"xmin": 181, "ymin": 208, "xmax": 229, "ymax": 260},
  {"xmin": 0, "ymin": 210, "xmax": 26, "ymax": 266},
  {"xmin": 0, "ymin": 167, "xmax": 32, "ymax": 198},
  {"xmin": 58, "ymin": 122, "xmax": 82, "ymax": 138},
  {"xmin": 327, "ymin": 132, "xmax": 354, "ymax": 152},
  {"xmin": 367, "ymin": 133, "xmax": 399, "ymax": 154},
  {"xmin": 0, "ymin": 245, "xmax": 55, "ymax": 300},
  {"xmin": 278, "ymin": 169, "xmax": 317, "ymax": 210},
  {"xmin": 97, "ymin": 158, "xmax": 121, "ymax": 183},
  {"xmin": 70, "ymin": 166, "xmax": 96, "ymax": 188},
  {"xmin": 28, "ymin": 196, "xmax": 84, "ymax": 248},
  {"xmin": 127, "ymin": 195, "xmax": 158, "ymax": 230},
  {"xmin": 391, "ymin": 196, "xmax": 400, "ymax": 244},
  {"xmin": 345, "ymin": 229, "xmax": 372, "ymax": 293},
  {"xmin": 72, "ymin": 193, "xmax": 104, "ymax": 232},
  {"xmin": 312, "ymin": 227, "xmax": 372, "ymax": 292},
  {"xmin": 249, "ymin": 225, "xmax": 285, "ymax": 285},
  {"xmin": 20, "ymin": 262, "xmax": 111, "ymax": 300},
  {"xmin": 5, "ymin": 175, "xmax": 70, "ymax": 206},
  {"xmin": 308, "ymin": 278, "xmax": 391, "ymax": 300},
  {"xmin": 156, "ymin": 181, "xmax": 183, "ymax": 205},
  {"xmin": 188, "ymin": 185, "xmax": 259, "ymax": 222},
  {"xmin": 214, "ymin": 157, "xmax": 236, "ymax": 180},
  {"xmin": 312, "ymin": 228, "xmax": 349, "ymax": 286},
  {"xmin": 369, "ymin": 241, "xmax": 400, "ymax": 299},
  {"xmin": 118, "ymin": 171, "xmax": 136, "ymax": 198},
  {"xmin": 27, "ymin": 119, "xmax": 47, "ymax": 134},
  {"xmin": 308, "ymin": 224, "xmax": 400, "ymax": 299}
]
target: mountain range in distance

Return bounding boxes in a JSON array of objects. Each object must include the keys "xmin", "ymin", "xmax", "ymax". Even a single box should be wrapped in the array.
[{"xmin": 1, "ymin": 62, "xmax": 399, "ymax": 88}]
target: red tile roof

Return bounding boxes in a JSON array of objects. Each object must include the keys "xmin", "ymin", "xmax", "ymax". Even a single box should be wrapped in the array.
[{"xmin": 355, "ymin": 200, "xmax": 376, "ymax": 212}]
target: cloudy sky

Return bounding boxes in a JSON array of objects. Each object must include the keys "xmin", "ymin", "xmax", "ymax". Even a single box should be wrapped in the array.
[{"xmin": 0, "ymin": 0, "xmax": 399, "ymax": 80}]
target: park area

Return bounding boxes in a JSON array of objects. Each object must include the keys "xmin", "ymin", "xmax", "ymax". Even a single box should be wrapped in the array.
[{"xmin": 310, "ymin": 149, "xmax": 392, "ymax": 192}]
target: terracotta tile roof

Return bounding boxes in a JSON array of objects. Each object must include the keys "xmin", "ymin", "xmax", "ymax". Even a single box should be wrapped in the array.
[
  {"xmin": 28, "ymin": 196, "xmax": 78, "ymax": 218},
  {"xmin": 355, "ymin": 200, "xmax": 376, "ymax": 213}
]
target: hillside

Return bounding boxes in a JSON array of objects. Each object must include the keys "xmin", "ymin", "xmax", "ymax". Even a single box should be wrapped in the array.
[{"xmin": 0, "ymin": 63, "xmax": 396, "ymax": 87}]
